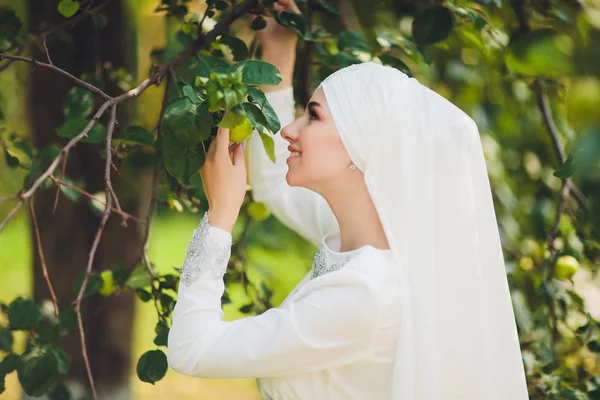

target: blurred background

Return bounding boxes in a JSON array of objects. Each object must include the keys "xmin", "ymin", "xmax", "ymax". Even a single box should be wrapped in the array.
[{"xmin": 1, "ymin": 0, "xmax": 600, "ymax": 399}]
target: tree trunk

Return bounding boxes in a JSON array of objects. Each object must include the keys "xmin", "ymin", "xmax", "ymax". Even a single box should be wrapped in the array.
[{"xmin": 28, "ymin": 1, "xmax": 146, "ymax": 398}]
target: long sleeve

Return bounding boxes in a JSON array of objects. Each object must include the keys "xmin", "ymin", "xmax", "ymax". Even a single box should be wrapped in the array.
[
  {"xmin": 249, "ymin": 87, "xmax": 339, "ymax": 246},
  {"xmin": 167, "ymin": 215, "xmax": 379, "ymax": 378}
]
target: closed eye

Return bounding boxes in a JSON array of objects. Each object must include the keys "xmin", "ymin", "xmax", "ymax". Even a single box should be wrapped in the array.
[{"xmin": 308, "ymin": 107, "xmax": 318, "ymax": 121}]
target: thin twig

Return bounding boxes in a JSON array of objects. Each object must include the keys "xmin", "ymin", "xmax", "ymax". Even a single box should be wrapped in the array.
[
  {"xmin": 29, "ymin": 197, "xmax": 59, "ymax": 317},
  {"xmin": 0, "ymin": 99, "xmax": 115, "ymax": 233},
  {"xmin": 49, "ymin": 175, "xmax": 142, "ymax": 224},
  {"xmin": 73, "ymin": 105, "xmax": 117, "ymax": 400},
  {"xmin": 52, "ymin": 154, "xmax": 69, "ymax": 214},
  {"xmin": 0, "ymin": 195, "xmax": 18, "ymax": 204},
  {"xmin": 41, "ymin": 35, "xmax": 53, "ymax": 66},
  {"xmin": 0, "ymin": 53, "xmax": 111, "ymax": 100},
  {"xmin": 0, "ymin": 42, "xmax": 30, "ymax": 73},
  {"xmin": 43, "ymin": 0, "xmax": 120, "ymax": 38},
  {"xmin": 0, "ymin": 0, "xmax": 118, "ymax": 73}
]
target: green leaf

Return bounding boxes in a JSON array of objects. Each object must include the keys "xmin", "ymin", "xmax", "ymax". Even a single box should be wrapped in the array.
[
  {"xmin": 58, "ymin": 0, "xmax": 80, "ymax": 18},
  {"xmin": 314, "ymin": 0, "xmax": 339, "ymax": 15},
  {"xmin": 215, "ymin": 0, "xmax": 229, "ymax": 10},
  {"xmin": 197, "ymin": 53, "xmax": 230, "ymax": 78},
  {"xmin": 73, "ymin": 271, "xmax": 103, "ymax": 297},
  {"xmin": 338, "ymin": 30, "xmax": 370, "ymax": 52},
  {"xmin": 250, "ymin": 17, "xmax": 267, "ymax": 30},
  {"xmin": 56, "ymin": 118, "xmax": 107, "ymax": 144},
  {"xmin": 194, "ymin": 102, "xmax": 213, "ymax": 140},
  {"xmin": 412, "ymin": 6, "xmax": 454, "ymax": 46},
  {"xmin": 553, "ymin": 154, "xmax": 575, "ymax": 179},
  {"xmin": 259, "ymin": 132, "xmax": 276, "ymax": 163},
  {"xmin": 59, "ymin": 309, "xmax": 77, "ymax": 331},
  {"xmin": 4, "ymin": 149, "xmax": 20, "ymax": 169},
  {"xmin": 0, "ymin": 354, "xmax": 20, "ymax": 375},
  {"xmin": 220, "ymin": 35, "xmax": 248, "ymax": 61},
  {"xmin": 242, "ymin": 103, "xmax": 268, "ymax": 133},
  {"xmin": 8, "ymin": 298, "xmax": 41, "ymax": 330},
  {"xmin": 135, "ymin": 289, "xmax": 152, "ymax": 302},
  {"xmin": 239, "ymin": 303, "xmax": 253, "ymax": 313},
  {"xmin": 182, "ymin": 84, "xmax": 203, "ymax": 104},
  {"xmin": 0, "ymin": 330, "xmax": 12, "ymax": 352},
  {"xmin": 49, "ymin": 347, "xmax": 70, "ymax": 374},
  {"xmin": 48, "ymin": 383, "xmax": 71, "ymax": 400},
  {"xmin": 159, "ymin": 275, "xmax": 177, "ymax": 291},
  {"xmin": 153, "ymin": 321, "xmax": 169, "ymax": 347},
  {"xmin": 136, "ymin": 350, "xmax": 168, "ymax": 384},
  {"xmin": 274, "ymin": 10, "xmax": 306, "ymax": 37},
  {"xmin": 126, "ymin": 264, "xmax": 155, "ymax": 290},
  {"xmin": 62, "ymin": 87, "xmax": 94, "ymax": 119},
  {"xmin": 229, "ymin": 60, "xmax": 282, "ymax": 86},
  {"xmin": 247, "ymin": 87, "xmax": 281, "ymax": 132},
  {"xmin": 56, "ymin": 175, "xmax": 81, "ymax": 203},
  {"xmin": 112, "ymin": 262, "xmax": 130, "ymax": 287},
  {"xmin": 379, "ymin": 54, "xmax": 411, "ymax": 76},
  {"xmin": 118, "ymin": 125, "xmax": 154, "ymax": 147},
  {"xmin": 588, "ymin": 340, "xmax": 600, "ymax": 353},
  {"xmin": 465, "ymin": 9, "xmax": 487, "ymax": 30},
  {"xmin": 18, "ymin": 351, "xmax": 59, "ymax": 397},
  {"xmin": 161, "ymin": 99, "xmax": 209, "ymax": 146},
  {"xmin": 162, "ymin": 136, "xmax": 205, "ymax": 182},
  {"xmin": 37, "ymin": 324, "xmax": 61, "ymax": 344},
  {"xmin": 160, "ymin": 294, "xmax": 175, "ymax": 314}
]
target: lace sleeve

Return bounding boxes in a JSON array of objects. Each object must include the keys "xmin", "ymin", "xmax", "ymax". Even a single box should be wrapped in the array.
[{"xmin": 180, "ymin": 213, "xmax": 232, "ymax": 287}]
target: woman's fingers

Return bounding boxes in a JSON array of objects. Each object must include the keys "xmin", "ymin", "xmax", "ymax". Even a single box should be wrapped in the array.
[
  {"xmin": 215, "ymin": 127, "xmax": 230, "ymax": 157},
  {"xmin": 207, "ymin": 128, "xmax": 230, "ymax": 160},
  {"xmin": 231, "ymin": 142, "xmax": 245, "ymax": 167}
]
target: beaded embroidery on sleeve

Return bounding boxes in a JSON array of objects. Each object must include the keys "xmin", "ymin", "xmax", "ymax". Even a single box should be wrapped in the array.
[
  {"xmin": 310, "ymin": 246, "xmax": 353, "ymax": 279},
  {"xmin": 180, "ymin": 213, "xmax": 232, "ymax": 286}
]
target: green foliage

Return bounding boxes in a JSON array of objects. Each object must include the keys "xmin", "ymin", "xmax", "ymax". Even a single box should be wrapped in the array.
[
  {"xmin": 57, "ymin": 0, "xmax": 79, "ymax": 18},
  {"xmin": 136, "ymin": 350, "xmax": 168, "ymax": 384},
  {"xmin": 2, "ymin": 0, "xmax": 600, "ymax": 398},
  {"xmin": 412, "ymin": 6, "xmax": 454, "ymax": 45}
]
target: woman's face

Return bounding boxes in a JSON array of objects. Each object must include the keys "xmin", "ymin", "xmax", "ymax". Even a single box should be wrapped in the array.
[{"xmin": 281, "ymin": 87, "xmax": 352, "ymax": 191}]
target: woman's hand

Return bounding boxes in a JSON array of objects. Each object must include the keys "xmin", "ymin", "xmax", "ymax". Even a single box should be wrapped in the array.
[
  {"xmin": 253, "ymin": 0, "xmax": 299, "ymax": 92},
  {"xmin": 200, "ymin": 128, "xmax": 247, "ymax": 233},
  {"xmin": 254, "ymin": 0, "xmax": 301, "ymax": 53}
]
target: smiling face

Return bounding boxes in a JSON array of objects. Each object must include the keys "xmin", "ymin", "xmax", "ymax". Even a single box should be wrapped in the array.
[{"xmin": 281, "ymin": 87, "xmax": 353, "ymax": 192}]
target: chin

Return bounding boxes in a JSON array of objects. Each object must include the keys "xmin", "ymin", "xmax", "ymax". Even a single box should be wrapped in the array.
[{"xmin": 285, "ymin": 170, "xmax": 301, "ymax": 187}]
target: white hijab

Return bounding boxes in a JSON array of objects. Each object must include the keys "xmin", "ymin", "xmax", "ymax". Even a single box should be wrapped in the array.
[{"xmin": 319, "ymin": 62, "xmax": 529, "ymax": 399}]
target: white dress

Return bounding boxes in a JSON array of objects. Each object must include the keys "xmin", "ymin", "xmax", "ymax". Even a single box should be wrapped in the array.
[{"xmin": 167, "ymin": 87, "xmax": 402, "ymax": 400}]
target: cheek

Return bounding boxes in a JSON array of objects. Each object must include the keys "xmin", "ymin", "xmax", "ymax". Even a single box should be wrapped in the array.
[{"xmin": 300, "ymin": 128, "xmax": 349, "ymax": 170}]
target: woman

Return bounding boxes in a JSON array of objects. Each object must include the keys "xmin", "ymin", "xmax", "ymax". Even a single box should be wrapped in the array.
[{"xmin": 167, "ymin": 1, "xmax": 529, "ymax": 398}]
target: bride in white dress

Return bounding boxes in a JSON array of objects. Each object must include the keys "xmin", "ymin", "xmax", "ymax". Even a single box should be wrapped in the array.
[{"xmin": 167, "ymin": 1, "xmax": 530, "ymax": 399}]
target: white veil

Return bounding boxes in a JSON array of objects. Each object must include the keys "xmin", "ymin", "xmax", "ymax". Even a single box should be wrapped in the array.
[{"xmin": 319, "ymin": 62, "xmax": 529, "ymax": 399}]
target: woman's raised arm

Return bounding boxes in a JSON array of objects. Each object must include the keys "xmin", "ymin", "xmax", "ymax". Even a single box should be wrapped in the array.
[{"xmin": 248, "ymin": 0, "xmax": 338, "ymax": 246}]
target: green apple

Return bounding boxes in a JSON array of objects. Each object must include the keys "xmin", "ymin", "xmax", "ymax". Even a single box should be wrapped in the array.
[
  {"xmin": 518, "ymin": 256, "xmax": 534, "ymax": 271},
  {"xmin": 219, "ymin": 112, "xmax": 254, "ymax": 143},
  {"xmin": 229, "ymin": 117, "xmax": 253, "ymax": 143},
  {"xmin": 554, "ymin": 255, "xmax": 579, "ymax": 281},
  {"xmin": 99, "ymin": 270, "xmax": 115, "ymax": 296},
  {"xmin": 247, "ymin": 202, "xmax": 270, "ymax": 221}
]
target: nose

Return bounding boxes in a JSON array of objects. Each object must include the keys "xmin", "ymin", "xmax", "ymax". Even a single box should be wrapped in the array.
[{"xmin": 280, "ymin": 120, "xmax": 299, "ymax": 144}]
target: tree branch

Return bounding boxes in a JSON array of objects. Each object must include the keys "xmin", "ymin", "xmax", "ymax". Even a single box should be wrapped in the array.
[
  {"xmin": 0, "ymin": 53, "xmax": 111, "ymax": 99},
  {"xmin": 49, "ymin": 175, "xmax": 142, "ymax": 224},
  {"xmin": 73, "ymin": 104, "xmax": 117, "ymax": 400},
  {"xmin": 29, "ymin": 197, "xmax": 59, "ymax": 318}
]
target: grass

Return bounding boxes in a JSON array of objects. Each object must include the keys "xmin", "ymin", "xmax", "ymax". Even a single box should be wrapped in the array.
[{"xmin": 0, "ymin": 211, "xmax": 314, "ymax": 399}]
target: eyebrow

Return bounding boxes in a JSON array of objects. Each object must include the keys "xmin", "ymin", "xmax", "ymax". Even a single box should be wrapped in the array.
[{"xmin": 307, "ymin": 101, "xmax": 321, "ymax": 109}]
